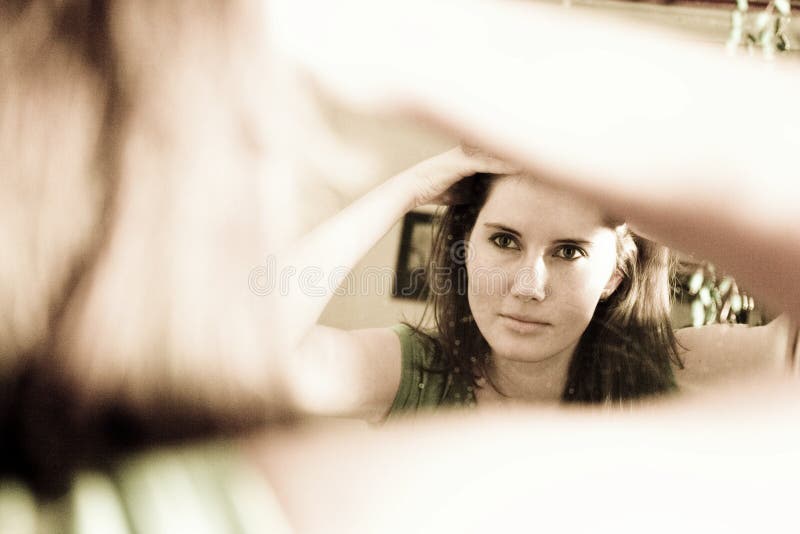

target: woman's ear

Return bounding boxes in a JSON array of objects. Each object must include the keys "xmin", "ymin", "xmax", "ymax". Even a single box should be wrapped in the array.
[{"xmin": 600, "ymin": 271, "xmax": 623, "ymax": 301}]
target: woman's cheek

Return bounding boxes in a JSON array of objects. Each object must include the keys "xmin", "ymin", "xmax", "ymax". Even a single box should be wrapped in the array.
[
  {"xmin": 555, "ymin": 271, "xmax": 604, "ymax": 320},
  {"xmin": 567, "ymin": 259, "xmax": 611, "ymax": 298}
]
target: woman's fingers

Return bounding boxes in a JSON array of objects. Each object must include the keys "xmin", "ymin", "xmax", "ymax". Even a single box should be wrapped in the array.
[
  {"xmin": 422, "ymin": 146, "xmax": 520, "ymax": 206},
  {"xmin": 408, "ymin": 145, "xmax": 521, "ymax": 207},
  {"xmin": 457, "ymin": 143, "xmax": 521, "ymax": 175}
]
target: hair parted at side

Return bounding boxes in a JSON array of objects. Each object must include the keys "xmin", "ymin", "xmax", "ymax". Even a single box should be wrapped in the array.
[{"xmin": 407, "ymin": 174, "xmax": 683, "ymax": 403}]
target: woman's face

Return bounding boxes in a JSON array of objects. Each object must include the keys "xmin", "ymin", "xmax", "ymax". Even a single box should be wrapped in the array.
[{"xmin": 466, "ymin": 176, "xmax": 621, "ymax": 364}]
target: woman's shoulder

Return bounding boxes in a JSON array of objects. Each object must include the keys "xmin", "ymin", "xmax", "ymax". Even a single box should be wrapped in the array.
[
  {"xmin": 672, "ymin": 317, "xmax": 793, "ymax": 390},
  {"xmin": 387, "ymin": 324, "xmax": 454, "ymax": 415},
  {"xmin": 390, "ymin": 323, "xmax": 444, "ymax": 368}
]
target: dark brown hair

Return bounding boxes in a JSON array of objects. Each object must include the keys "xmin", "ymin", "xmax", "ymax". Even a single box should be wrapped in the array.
[{"xmin": 411, "ymin": 174, "xmax": 683, "ymax": 403}]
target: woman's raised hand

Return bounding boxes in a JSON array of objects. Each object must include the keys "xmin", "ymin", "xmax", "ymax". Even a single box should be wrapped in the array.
[{"xmin": 404, "ymin": 145, "xmax": 520, "ymax": 209}]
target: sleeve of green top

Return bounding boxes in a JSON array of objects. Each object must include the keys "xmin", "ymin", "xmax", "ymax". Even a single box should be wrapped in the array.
[
  {"xmin": 388, "ymin": 324, "xmax": 424, "ymax": 413},
  {"xmin": 387, "ymin": 324, "xmax": 448, "ymax": 416}
]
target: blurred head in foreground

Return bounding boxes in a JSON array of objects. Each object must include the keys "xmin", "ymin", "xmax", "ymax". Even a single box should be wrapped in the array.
[{"xmin": 1, "ymin": 0, "xmax": 291, "ymax": 495}]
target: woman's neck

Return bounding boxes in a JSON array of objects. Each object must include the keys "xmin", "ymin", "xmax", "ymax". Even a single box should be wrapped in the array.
[{"xmin": 477, "ymin": 342, "xmax": 576, "ymax": 405}]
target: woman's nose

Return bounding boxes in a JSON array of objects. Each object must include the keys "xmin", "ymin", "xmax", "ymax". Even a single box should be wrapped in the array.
[{"xmin": 510, "ymin": 257, "xmax": 547, "ymax": 301}]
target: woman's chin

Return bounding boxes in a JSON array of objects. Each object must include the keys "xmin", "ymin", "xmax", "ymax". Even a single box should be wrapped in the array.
[{"xmin": 489, "ymin": 339, "xmax": 552, "ymax": 364}]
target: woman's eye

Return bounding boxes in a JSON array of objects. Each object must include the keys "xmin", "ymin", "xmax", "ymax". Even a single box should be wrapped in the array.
[
  {"xmin": 554, "ymin": 245, "xmax": 586, "ymax": 260},
  {"xmin": 490, "ymin": 233, "xmax": 520, "ymax": 250}
]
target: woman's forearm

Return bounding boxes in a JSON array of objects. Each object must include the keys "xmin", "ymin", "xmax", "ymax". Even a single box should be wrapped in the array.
[{"xmin": 266, "ymin": 171, "xmax": 417, "ymax": 350}]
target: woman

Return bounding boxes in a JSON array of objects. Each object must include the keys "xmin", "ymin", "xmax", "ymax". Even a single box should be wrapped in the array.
[
  {"xmin": 279, "ymin": 134, "xmax": 795, "ymax": 421},
  {"xmin": 281, "ymin": 145, "xmax": 773, "ymax": 421},
  {"xmin": 272, "ymin": 0, "xmax": 797, "ymax": 423},
  {"xmin": 3, "ymin": 1, "xmax": 796, "ymax": 532},
  {"xmin": 397, "ymin": 169, "xmax": 679, "ymax": 411}
]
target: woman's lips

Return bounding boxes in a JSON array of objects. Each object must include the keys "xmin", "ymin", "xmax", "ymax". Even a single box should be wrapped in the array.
[{"xmin": 499, "ymin": 314, "xmax": 550, "ymax": 334}]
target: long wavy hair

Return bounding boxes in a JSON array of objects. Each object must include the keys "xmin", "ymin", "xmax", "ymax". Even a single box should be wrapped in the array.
[{"xmin": 410, "ymin": 174, "xmax": 683, "ymax": 403}]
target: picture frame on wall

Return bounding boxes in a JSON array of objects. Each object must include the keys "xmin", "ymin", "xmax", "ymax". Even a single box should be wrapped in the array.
[{"xmin": 393, "ymin": 211, "xmax": 435, "ymax": 300}]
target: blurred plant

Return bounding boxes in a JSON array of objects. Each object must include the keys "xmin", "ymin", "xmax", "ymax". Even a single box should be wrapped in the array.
[
  {"xmin": 676, "ymin": 262, "xmax": 756, "ymax": 327},
  {"xmin": 727, "ymin": 0, "xmax": 792, "ymax": 58}
]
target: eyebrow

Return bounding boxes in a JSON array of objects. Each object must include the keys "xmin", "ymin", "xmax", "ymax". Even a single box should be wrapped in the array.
[
  {"xmin": 483, "ymin": 223, "xmax": 594, "ymax": 246},
  {"xmin": 484, "ymin": 223, "xmax": 521, "ymax": 236}
]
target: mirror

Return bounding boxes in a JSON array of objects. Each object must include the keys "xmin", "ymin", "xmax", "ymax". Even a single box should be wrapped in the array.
[{"xmin": 276, "ymin": 0, "xmax": 800, "ymax": 412}]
